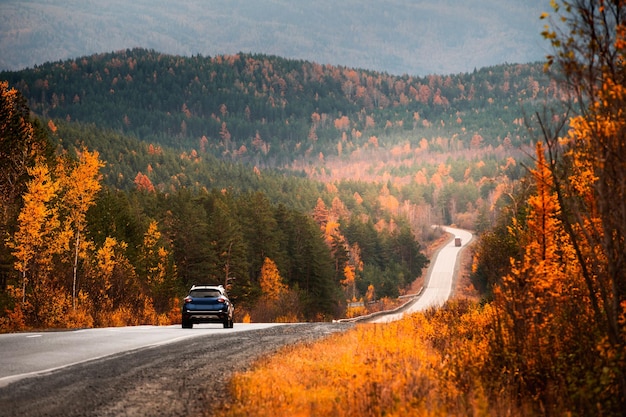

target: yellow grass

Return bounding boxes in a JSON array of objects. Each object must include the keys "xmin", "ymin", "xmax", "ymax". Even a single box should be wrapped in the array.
[{"xmin": 217, "ymin": 301, "xmax": 502, "ymax": 417}]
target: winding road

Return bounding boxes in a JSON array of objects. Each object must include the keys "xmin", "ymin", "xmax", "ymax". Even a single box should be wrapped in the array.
[
  {"xmin": 0, "ymin": 226, "xmax": 472, "ymax": 387},
  {"xmin": 372, "ymin": 226, "xmax": 473, "ymax": 323},
  {"xmin": 0, "ymin": 226, "xmax": 471, "ymax": 416}
]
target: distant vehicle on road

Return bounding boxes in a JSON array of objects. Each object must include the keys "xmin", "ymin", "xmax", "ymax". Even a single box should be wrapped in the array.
[
  {"xmin": 454, "ymin": 236, "xmax": 462, "ymax": 247},
  {"xmin": 182, "ymin": 285, "xmax": 234, "ymax": 329}
]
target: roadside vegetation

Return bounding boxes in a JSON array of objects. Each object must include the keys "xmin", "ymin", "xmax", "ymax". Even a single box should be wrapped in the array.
[
  {"xmin": 219, "ymin": 302, "xmax": 500, "ymax": 417},
  {"xmin": 217, "ymin": 2, "xmax": 626, "ymax": 415},
  {"xmin": 220, "ymin": 133, "xmax": 623, "ymax": 414}
]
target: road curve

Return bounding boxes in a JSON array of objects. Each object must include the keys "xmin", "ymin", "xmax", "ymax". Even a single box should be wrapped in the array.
[{"xmin": 372, "ymin": 226, "xmax": 473, "ymax": 323}]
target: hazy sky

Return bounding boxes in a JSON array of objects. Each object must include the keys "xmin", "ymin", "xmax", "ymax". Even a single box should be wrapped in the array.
[{"xmin": 0, "ymin": 0, "xmax": 549, "ymax": 76}]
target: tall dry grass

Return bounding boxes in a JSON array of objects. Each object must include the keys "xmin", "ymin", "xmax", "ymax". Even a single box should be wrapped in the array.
[{"xmin": 217, "ymin": 300, "xmax": 520, "ymax": 417}]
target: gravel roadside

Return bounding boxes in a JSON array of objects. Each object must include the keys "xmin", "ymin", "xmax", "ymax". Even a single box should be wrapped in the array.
[{"xmin": 0, "ymin": 322, "xmax": 353, "ymax": 417}]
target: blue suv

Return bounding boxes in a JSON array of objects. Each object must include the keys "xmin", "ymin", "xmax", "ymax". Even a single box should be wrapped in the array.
[{"xmin": 182, "ymin": 285, "xmax": 234, "ymax": 328}]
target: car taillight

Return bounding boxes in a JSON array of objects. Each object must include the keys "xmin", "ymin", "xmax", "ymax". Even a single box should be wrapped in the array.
[
  {"xmin": 217, "ymin": 297, "xmax": 226, "ymax": 303},
  {"xmin": 184, "ymin": 296, "xmax": 192, "ymax": 303}
]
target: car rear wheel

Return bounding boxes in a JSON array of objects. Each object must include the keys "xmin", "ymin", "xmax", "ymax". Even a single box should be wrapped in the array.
[
  {"xmin": 182, "ymin": 319, "xmax": 193, "ymax": 329},
  {"xmin": 223, "ymin": 318, "xmax": 233, "ymax": 328}
]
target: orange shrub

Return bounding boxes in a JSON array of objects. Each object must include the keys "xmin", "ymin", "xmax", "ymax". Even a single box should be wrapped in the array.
[
  {"xmin": 63, "ymin": 307, "xmax": 94, "ymax": 329},
  {"xmin": 0, "ymin": 303, "xmax": 26, "ymax": 333}
]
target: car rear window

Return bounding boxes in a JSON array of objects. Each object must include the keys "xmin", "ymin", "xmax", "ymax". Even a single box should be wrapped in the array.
[{"xmin": 190, "ymin": 289, "xmax": 221, "ymax": 298}]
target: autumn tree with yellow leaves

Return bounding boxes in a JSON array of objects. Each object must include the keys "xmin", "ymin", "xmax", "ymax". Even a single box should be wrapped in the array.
[
  {"xmin": 473, "ymin": 1, "xmax": 626, "ymax": 412},
  {"xmin": 250, "ymin": 257, "xmax": 300, "ymax": 322},
  {"xmin": 6, "ymin": 149, "xmax": 108, "ymax": 327},
  {"xmin": 489, "ymin": 142, "xmax": 595, "ymax": 409},
  {"xmin": 56, "ymin": 148, "xmax": 104, "ymax": 309},
  {"xmin": 538, "ymin": 0, "xmax": 626, "ymax": 409},
  {"xmin": 138, "ymin": 220, "xmax": 177, "ymax": 316},
  {"xmin": 466, "ymin": 3, "xmax": 626, "ymax": 413},
  {"xmin": 0, "ymin": 85, "xmax": 178, "ymax": 329},
  {"xmin": 0, "ymin": 82, "xmax": 54, "ymax": 292},
  {"xmin": 259, "ymin": 257, "xmax": 288, "ymax": 301},
  {"xmin": 8, "ymin": 161, "xmax": 64, "ymax": 325}
]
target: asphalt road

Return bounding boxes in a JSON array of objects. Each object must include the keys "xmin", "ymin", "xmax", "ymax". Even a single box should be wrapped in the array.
[
  {"xmin": 371, "ymin": 226, "xmax": 473, "ymax": 322},
  {"xmin": 0, "ymin": 323, "xmax": 283, "ymax": 388},
  {"xmin": 0, "ymin": 322, "xmax": 353, "ymax": 417}
]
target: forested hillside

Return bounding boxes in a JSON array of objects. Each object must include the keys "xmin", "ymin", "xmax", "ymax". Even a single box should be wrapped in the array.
[
  {"xmin": 0, "ymin": 77, "xmax": 430, "ymax": 328},
  {"xmin": 3, "ymin": 49, "xmax": 556, "ymax": 226},
  {"xmin": 0, "ymin": 50, "xmax": 557, "ymax": 329},
  {"xmin": 2, "ymin": 48, "xmax": 553, "ymax": 164}
]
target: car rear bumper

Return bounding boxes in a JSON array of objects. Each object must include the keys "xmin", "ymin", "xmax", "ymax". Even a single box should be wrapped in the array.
[{"xmin": 182, "ymin": 310, "xmax": 230, "ymax": 323}]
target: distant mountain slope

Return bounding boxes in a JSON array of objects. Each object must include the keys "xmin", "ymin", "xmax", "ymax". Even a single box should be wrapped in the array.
[
  {"xmin": 0, "ymin": 0, "xmax": 548, "ymax": 75},
  {"xmin": 2, "ymin": 49, "xmax": 554, "ymax": 167}
]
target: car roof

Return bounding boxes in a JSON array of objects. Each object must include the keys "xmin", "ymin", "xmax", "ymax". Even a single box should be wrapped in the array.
[{"xmin": 190, "ymin": 284, "xmax": 224, "ymax": 290}]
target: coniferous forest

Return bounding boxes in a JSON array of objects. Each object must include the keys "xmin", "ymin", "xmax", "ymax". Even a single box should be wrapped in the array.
[{"xmin": 2, "ymin": 1, "xmax": 626, "ymax": 414}]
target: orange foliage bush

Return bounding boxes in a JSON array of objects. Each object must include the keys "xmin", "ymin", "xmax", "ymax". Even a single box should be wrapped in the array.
[
  {"xmin": 164, "ymin": 297, "xmax": 181, "ymax": 325},
  {"xmin": 108, "ymin": 307, "xmax": 135, "ymax": 327},
  {"xmin": 241, "ymin": 312, "xmax": 251, "ymax": 324},
  {"xmin": 64, "ymin": 306, "xmax": 94, "ymax": 329},
  {"xmin": 63, "ymin": 291, "xmax": 95, "ymax": 329},
  {"xmin": 0, "ymin": 304, "xmax": 26, "ymax": 333},
  {"xmin": 248, "ymin": 290, "xmax": 302, "ymax": 323}
]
